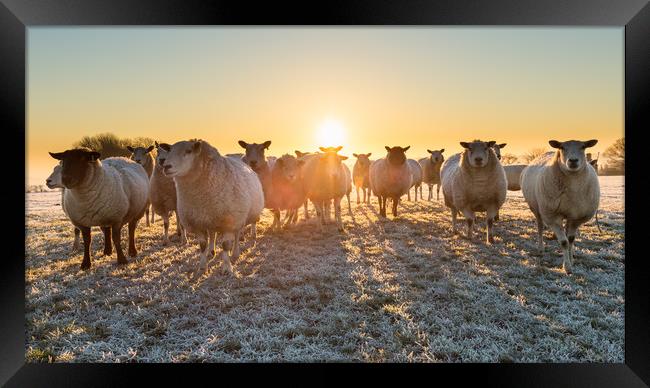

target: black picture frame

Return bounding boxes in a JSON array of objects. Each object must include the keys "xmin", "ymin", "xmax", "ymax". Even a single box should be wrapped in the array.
[{"xmin": 2, "ymin": 0, "xmax": 647, "ymax": 386}]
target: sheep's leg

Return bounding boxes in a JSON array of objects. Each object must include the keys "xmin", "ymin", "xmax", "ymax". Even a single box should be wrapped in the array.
[
  {"xmin": 356, "ymin": 187, "xmax": 360, "ymax": 204},
  {"xmin": 72, "ymin": 227, "xmax": 80, "ymax": 253},
  {"xmin": 324, "ymin": 200, "xmax": 331, "ymax": 223},
  {"xmin": 460, "ymin": 208, "xmax": 475, "ymax": 240},
  {"xmin": 128, "ymin": 220, "xmax": 139, "ymax": 257},
  {"xmin": 112, "ymin": 224, "xmax": 128, "ymax": 264},
  {"xmin": 427, "ymin": 184, "xmax": 432, "ymax": 201},
  {"xmin": 101, "ymin": 227, "xmax": 112, "ymax": 256},
  {"xmin": 314, "ymin": 201, "xmax": 325, "ymax": 232},
  {"xmin": 566, "ymin": 220, "xmax": 580, "ymax": 268},
  {"xmin": 546, "ymin": 219, "xmax": 571, "ymax": 274},
  {"xmin": 162, "ymin": 212, "xmax": 170, "ymax": 245},
  {"xmin": 303, "ymin": 200, "xmax": 310, "ymax": 220},
  {"xmin": 79, "ymin": 226, "xmax": 92, "ymax": 270},
  {"xmin": 347, "ymin": 193, "xmax": 352, "ymax": 214},
  {"xmin": 334, "ymin": 197, "xmax": 344, "ymax": 232},
  {"xmin": 271, "ymin": 209, "xmax": 281, "ymax": 230},
  {"xmin": 150, "ymin": 206, "xmax": 155, "ymax": 224},
  {"xmin": 392, "ymin": 197, "xmax": 399, "ymax": 217},
  {"xmin": 436, "ymin": 184, "xmax": 441, "ymax": 201},
  {"xmin": 220, "ymin": 232, "xmax": 235, "ymax": 274},
  {"xmin": 175, "ymin": 211, "xmax": 187, "ymax": 244},
  {"xmin": 486, "ymin": 206, "xmax": 499, "ymax": 244},
  {"xmin": 494, "ymin": 210, "xmax": 500, "ymax": 222},
  {"xmin": 197, "ymin": 231, "xmax": 214, "ymax": 274},
  {"xmin": 407, "ymin": 190, "xmax": 411, "ymax": 201},
  {"xmin": 451, "ymin": 207, "xmax": 458, "ymax": 234},
  {"xmin": 145, "ymin": 204, "xmax": 150, "ymax": 227},
  {"xmin": 534, "ymin": 213, "xmax": 544, "ymax": 253}
]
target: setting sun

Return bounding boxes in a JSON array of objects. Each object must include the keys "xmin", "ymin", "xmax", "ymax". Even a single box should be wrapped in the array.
[{"xmin": 315, "ymin": 119, "xmax": 347, "ymax": 148}]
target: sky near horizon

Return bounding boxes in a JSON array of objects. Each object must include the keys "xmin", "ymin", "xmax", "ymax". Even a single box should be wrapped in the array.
[{"xmin": 27, "ymin": 27, "xmax": 623, "ymax": 186}]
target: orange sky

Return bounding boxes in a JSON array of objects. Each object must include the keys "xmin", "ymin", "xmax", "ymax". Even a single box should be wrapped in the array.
[{"xmin": 27, "ymin": 27, "xmax": 623, "ymax": 186}]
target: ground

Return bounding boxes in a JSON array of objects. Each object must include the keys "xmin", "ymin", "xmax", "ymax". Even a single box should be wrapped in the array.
[{"xmin": 25, "ymin": 176, "xmax": 624, "ymax": 362}]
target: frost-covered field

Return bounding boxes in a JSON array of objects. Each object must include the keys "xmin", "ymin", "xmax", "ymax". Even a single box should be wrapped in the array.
[{"xmin": 25, "ymin": 176, "xmax": 624, "ymax": 362}]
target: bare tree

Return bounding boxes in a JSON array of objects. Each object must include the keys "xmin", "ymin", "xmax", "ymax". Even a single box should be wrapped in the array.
[
  {"xmin": 603, "ymin": 137, "xmax": 624, "ymax": 172},
  {"xmin": 521, "ymin": 148, "xmax": 548, "ymax": 164}
]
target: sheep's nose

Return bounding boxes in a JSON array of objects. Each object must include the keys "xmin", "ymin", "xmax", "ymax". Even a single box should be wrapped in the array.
[
  {"xmin": 474, "ymin": 157, "xmax": 483, "ymax": 163},
  {"xmin": 569, "ymin": 158, "xmax": 578, "ymax": 163},
  {"xmin": 46, "ymin": 179, "xmax": 51, "ymax": 184},
  {"xmin": 158, "ymin": 158, "xmax": 166, "ymax": 165}
]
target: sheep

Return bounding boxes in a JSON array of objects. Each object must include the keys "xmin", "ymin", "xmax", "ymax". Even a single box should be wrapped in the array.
[
  {"xmin": 49, "ymin": 148, "xmax": 150, "ymax": 270},
  {"xmin": 520, "ymin": 140, "xmax": 599, "ymax": 274},
  {"xmin": 295, "ymin": 150, "xmax": 315, "ymax": 220},
  {"xmin": 440, "ymin": 140, "xmax": 507, "ymax": 243},
  {"xmin": 159, "ymin": 139, "xmax": 264, "ymax": 275},
  {"xmin": 418, "ymin": 149, "xmax": 445, "ymax": 201},
  {"xmin": 407, "ymin": 159, "xmax": 423, "ymax": 201},
  {"xmin": 490, "ymin": 143, "xmax": 507, "ymax": 160},
  {"xmin": 369, "ymin": 146, "xmax": 412, "ymax": 218},
  {"xmin": 127, "ymin": 145, "xmax": 155, "ymax": 226},
  {"xmin": 150, "ymin": 142, "xmax": 186, "ymax": 245},
  {"xmin": 352, "ymin": 153, "xmax": 372, "ymax": 204},
  {"xmin": 503, "ymin": 165, "xmax": 527, "ymax": 191},
  {"xmin": 301, "ymin": 146, "xmax": 349, "ymax": 231},
  {"xmin": 270, "ymin": 154, "xmax": 307, "ymax": 227}
]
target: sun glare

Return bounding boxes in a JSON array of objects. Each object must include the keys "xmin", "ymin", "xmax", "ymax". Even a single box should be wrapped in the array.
[{"xmin": 316, "ymin": 119, "xmax": 347, "ymax": 148}]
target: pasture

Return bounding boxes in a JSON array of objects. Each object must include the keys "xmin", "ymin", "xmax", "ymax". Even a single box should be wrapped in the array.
[{"xmin": 25, "ymin": 176, "xmax": 624, "ymax": 362}]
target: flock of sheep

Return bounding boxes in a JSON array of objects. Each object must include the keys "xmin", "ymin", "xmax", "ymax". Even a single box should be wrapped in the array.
[{"xmin": 45, "ymin": 137, "xmax": 600, "ymax": 276}]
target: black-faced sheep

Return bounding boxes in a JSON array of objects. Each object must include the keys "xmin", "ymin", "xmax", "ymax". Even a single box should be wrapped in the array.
[
  {"xmin": 369, "ymin": 146, "xmax": 412, "ymax": 218},
  {"xmin": 407, "ymin": 159, "xmax": 423, "ymax": 201},
  {"xmin": 49, "ymin": 149, "xmax": 150, "ymax": 270}
]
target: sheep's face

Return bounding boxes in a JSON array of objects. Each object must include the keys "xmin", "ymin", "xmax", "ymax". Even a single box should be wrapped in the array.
[
  {"xmin": 489, "ymin": 143, "xmax": 507, "ymax": 160},
  {"xmin": 239, "ymin": 140, "xmax": 271, "ymax": 172},
  {"xmin": 155, "ymin": 142, "xmax": 171, "ymax": 169},
  {"xmin": 460, "ymin": 141, "xmax": 495, "ymax": 168},
  {"xmin": 385, "ymin": 146, "xmax": 410, "ymax": 166},
  {"xmin": 276, "ymin": 155, "xmax": 304, "ymax": 182},
  {"xmin": 45, "ymin": 164, "xmax": 63, "ymax": 189},
  {"xmin": 353, "ymin": 153, "xmax": 372, "ymax": 169},
  {"xmin": 49, "ymin": 148, "xmax": 100, "ymax": 188},
  {"xmin": 549, "ymin": 139, "xmax": 598, "ymax": 173},
  {"xmin": 318, "ymin": 151, "xmax": 348, "ymax": 180},
  {"xmin": 159, "ymin": 140, "xmax": 202, "ymax": 178},
  {"xmin": 127, "ymin": 145, "xmax": 154, "ymax": 165},
  {"xmin": 427, "ymin": 149, "xmax": 445, "ymax": 165}
]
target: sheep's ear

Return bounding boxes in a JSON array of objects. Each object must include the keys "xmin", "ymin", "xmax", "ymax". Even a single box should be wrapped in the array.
[
  {"xmin": 159, "ymin": 143, "xmax": 171, "ymax": 152},
  {"xmin": 192, "ymin": 141, "xmax": 202, "ymax": 152},
  {"xmin": 238, "ymin": 140, "xmax": 248, "ymax": 149},
  {"xmin": 549, "ymin": 140, "xmax": 562, "ymax": 149},
  {"xmin": 583, "ymin": 139, "xmax": 598, "ymax": 148},
  {"xmin": 366, "ymin": 153, "xmax": 372, "ymax": 157},
  {"xmin": 127, "ymin": 146, "xmax": 134, "ymax": 153},
  {"xmin": 319, "ymin": 147, "xmax": 327, "ymax": 152},
  {"xmin": 353, "ymin": 153, "xmax": 359, "ymax": 158},
  {"xmin": 339, "ymin": 155, "xmax": 348, "ymax": 161},
  {"xmin": 589, "ymin": 160, "xmax": 598, "ymax": 166},
  {"xmin": 487, "ymin": 141, "xmax": 496, "ymax": 148},
  {"xmin": 427, "ymin": 149, "xmax": 434, "ymax": 154},
  {"xmin": 498, "ymin": 143, "xmax": 507, "ymax": 149},
  {"xmin": 86, "ymin": 151, "xmax": 100, "ymax": 161},
  {"xmin": 439, "ymin": 149, "xmax": 445, "ymax": 153},
  {"xmin": 402, "ymin": 146, "xmax": 410, "ymax": 152},
  {"xmin": 385, "ymin": 146, "xmax": 391, "ymax": 152},
  {"xmin": 154, "ymin": 141, "xmax": 159, "ymax": 147},
  {"xmin": 263, "ymin": 141, "xmax": 272, "ymax": 149},
  {"xmin": 334, "ymin": 146, "xmax": 342, "ymax": 152},
  {"xmin": 49, "ymin": 151, "xmax": 65, "ymax": 160},
  {"xmin": 460, "ymin": 142, "xmax": 469, "ymax": 149},
  {"xmin": 146, "ymin": 145, "xmax": 155, "ymax": 153}
]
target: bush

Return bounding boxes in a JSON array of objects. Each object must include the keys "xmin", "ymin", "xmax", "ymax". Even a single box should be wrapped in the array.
[{"xmin": 73, "ymin": 132, "xmax": 156, "ymax": 159}]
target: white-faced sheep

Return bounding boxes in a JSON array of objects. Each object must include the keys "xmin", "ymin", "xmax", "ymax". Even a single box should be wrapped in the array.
[
  {"xmin": 440, "ymin": 140, "xmax": 507, "ymax": 243},
  {"xmin": 270, "ymin": 154, "xmax": 307, "ymax": 228},
  {"xmin": 49, "ymin": 148, "xmax": 150, "ymax": 270},
  {"xmin": 150, "ymin": 142, "xmax": 186, "ymax": 245},
  {"xmin": 369, "ymin": 146, "xmax": 412, "ymax": 218},
  {"xmin": 127, "ymin": 145, "xmax": 155, "ymax": 226},
  {"xmin": 503, "ymin": 165, "xmax": 527, "ymax": 191},
  {"xmin": 407, "ymin": 159, "xmax": 423, "ymax": 201},
  {"xmin": 301, "ymin": 146, "xmax": 349, "ymax": 231},
  {"xmin": 45, "ymin": 164, "xmax": 80, "ymax": 252},
  {"xmin": 520, "ymin": 140, "xmax": 599, "ymax": 274},
  {"xmin": 352, "ymin": 153, "xmax": 372, "ymax": 204},
  {"xmin": 159, "ymin": 139, "xmax": 264, "ymax": 275},
  {"xmin": 418, "ymin": 149, "xmax": 445, "ymax": 201},
  {"xmin": 490, "ymin": 142, "xmax": 507, "ymax": 161}
]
